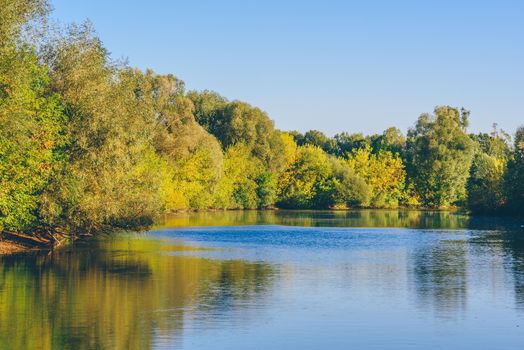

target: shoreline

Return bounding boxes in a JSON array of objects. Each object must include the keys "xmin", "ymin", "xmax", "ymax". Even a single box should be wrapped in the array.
[
  {"xmin": 0, "ymin": 232, "xmax": 54, "ymax": 256},
  {"xmin": 2, "ymin": 208, "xmax": 521, "ymax": 256},
  {"xmin": 0, "ymin": 239, "xmax": 33, "ymax": 255}
]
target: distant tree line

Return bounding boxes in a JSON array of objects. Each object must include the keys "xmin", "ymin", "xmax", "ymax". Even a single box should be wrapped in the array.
[{"xmin": 0, "ymin": 1, "xmax": 522, "ymax": 242}]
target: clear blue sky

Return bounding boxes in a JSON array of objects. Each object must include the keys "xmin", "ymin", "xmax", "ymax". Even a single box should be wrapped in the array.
[{"xmin": 50, "ymin": 0, "xmax": 523, "ymax": 136}]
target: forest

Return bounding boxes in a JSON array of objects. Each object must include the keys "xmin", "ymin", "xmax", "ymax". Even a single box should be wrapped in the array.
[{"xmin": 1, "ymin": 0, "xmax": 523, "ymax": 244}]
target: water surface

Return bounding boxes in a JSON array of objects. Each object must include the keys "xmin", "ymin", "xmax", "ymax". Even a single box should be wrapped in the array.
[{"xmin": 1, "ymin": 210, "xmax": 524, "ymax": 349}]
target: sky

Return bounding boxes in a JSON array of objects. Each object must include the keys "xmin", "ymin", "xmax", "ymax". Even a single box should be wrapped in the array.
[{"xmin": 50, "ymin": 0, "xmax": 523, "ymax": 136}]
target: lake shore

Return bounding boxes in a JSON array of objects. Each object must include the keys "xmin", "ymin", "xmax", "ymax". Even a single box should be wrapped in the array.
[
  {"xmin": 0, "ymin": 239, "xmax": 28, "ymax": 255},
  {"xmin": 0, "ymin": 232, "xmax": 53, "ymax": 255},
  {"xmin": 2, "ymin": 208, "xmax": 521, "ymax": 256}
]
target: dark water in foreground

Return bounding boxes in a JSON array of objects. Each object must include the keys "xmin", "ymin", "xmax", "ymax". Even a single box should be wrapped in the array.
[{"xmin": 1, "ymin": 210, "xmax": 524, "ymax": 349}]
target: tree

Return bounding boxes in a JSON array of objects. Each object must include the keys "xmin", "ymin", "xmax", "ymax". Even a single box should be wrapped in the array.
[
  {"xmin": 347, "ymin": 146, "xmax": 406, "ymax": 207},
  {"xmin": 187, "ymin": 90, "xmax": 228, "ymax": 130},
  {"xmin": 505, "ymin": 127, "xmax": 524, "ymax": 215},
  {"xmin": 187, "ymin": 94, "xmax": 286, "ymax": 173},
  {"xmin": 370, "ymin": 127, "xmax": 406, "ymax": 156},
  {"xmin": 277, "ymin": 145, "xmax": 333, "ymax": 209},
  {"xmin": 467, "ymin": 153, "xmax": 506, "ymax": 213},
  {"xmin": 470, "ymin": 126, "xmax": 511, "ymax": 161},
  {"xmin": 0, "ymin": 46, "xmax": 66, "ymax": 233},
  {"xmin": 333, "ymin": 132, "xmax": 369, "ymax": 157},
  {"xmin": 407, "ymin": 106, "xmax": 474, "ymax": 207},
  {"xmin": 331, "ymin": 158, "xmax": 371, "ymax": 208},
  {"xmin": 216, "ymin": 143, "xmax": 261, "ymax": 209},
  {"xmin": 0, "ymin": 0, "xmax": 48, "ymax": 42},
  {"xmin": 0, "ymin": 0, "xmax": 66, "ymax": 235},
  {"xmin": 298, "ymin": 130, "xmax": 337, "ymax": 154},
  {"xmin": 277, "ymin": 145, "xmax": 369, "ymax": 209},
  {"xmin": 128, "ymin": 70, "xmax": 224, "ymax": 210},
  {"xmin": 40, "ymin": 24, "xmax": 169, "ymax": 234},
  {"xmin": 467, "ymin": 126, "xmax": 511, "ymax": 213}
]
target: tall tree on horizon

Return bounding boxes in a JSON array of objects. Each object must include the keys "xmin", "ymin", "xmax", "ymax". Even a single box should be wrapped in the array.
[
  {"xmin": 505, "ymin": 127, "xmax": 524, "ymax": 215},
  {"xmin": 407, "ymin": 106, "xmax": 475, "ymax": 207}
]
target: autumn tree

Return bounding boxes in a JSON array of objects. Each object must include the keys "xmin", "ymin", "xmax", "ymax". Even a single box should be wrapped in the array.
[
  {"xmin": 347, "ymin": 146, "xmax": 406, "ymax": 207},
  {"xmin": 277, "ymin": 145, "xmax": 369, "ymax": 209},
  {"xmin": 40, "ymin": 24, "xmax": 170, "ymax": 234},
  {"xmin": 467, "ymin": 127, "xmax": 511, "ymax": 213}
]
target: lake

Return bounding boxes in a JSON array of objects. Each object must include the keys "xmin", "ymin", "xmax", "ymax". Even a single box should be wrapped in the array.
[{"xmin": 1, "ymin": 210, "xmax": 524, "ymax": 349}]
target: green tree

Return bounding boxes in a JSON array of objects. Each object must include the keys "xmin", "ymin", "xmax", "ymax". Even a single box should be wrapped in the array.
[
  {"xmin": 347, "ymin": 146, "xmax": 406, "ymax": 207},
  {"xmin": 0, "ymin": 0, "xmax": 48, "ymax": 42},
  {"xmin": 216, "ymin": 144, "xmax": 261, "ymax": 209},
  {"xmin": 407, "ymin": 106, "xmax": 474, "ymax": 207},
  {"xmin": 188, "ymin": 95, "xmax": 286, "ymax": 172},
  {"xmin": 277, "ymin": 145, "xmax": 369, "ymax": 209},
  {"xmin": 333, "ymin": 132, "xmax": 369, "ymax": 157},
  {"xmin": 187, "ymin": 90, "xmax": 228, "ymax": 131},
  {"xmin": 0, "ymin": 0, "xmax": 66, "ymax": 235},
  {"xmin": 467, "ymin": 126, "xmax": 511, "ymax": 213},
  {"xmin": 505, "ymin": 127, "xmax": 524, "ymax": 215},
  {"xmin": 40, "ymin": 24, "xmax": 169, "ymax": 234},
  {"xmin": 277, "ymin": 145, "xmax": 334, "ymax": 209},
  {"xmin": 128, "ymin": 70, "xmax": 223, "ymax": 210},
  {"xmin": 331, "ymin": 158, "xmax": 371, "ymax": 208},
  {"xmin": 298, "ymin": 130, "xmax": 337, "ymax": 154},
  {"xmin": 0, "ymin": 49, "xmax": 66, "ymax": 233},
  {"xmin": 470, "ymin": 126, "xmax": 511, "ymax": 161},
  {"xmin": 370, "ymin": 127, "xmax": 406, "ymax": 156},
  {"xmin": 467, "ymin": 153, "xmax": 506, "ymax": 213}
]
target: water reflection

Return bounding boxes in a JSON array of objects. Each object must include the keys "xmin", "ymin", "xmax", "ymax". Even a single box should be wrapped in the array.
[
  {"xmin": 1, "ymin": 211, "xmax": 524, "ymax": 349},
  {"xmin": 501, "ymin": 231, "xmax": 524, "ymax": 310},
  {"xmin": 411, "ymin": 239, "xmax": 468, "ymax": 317},
  {"xmin": 0, "ymin": 238, "xmax": 274, "ymax": 350},
  {"xmin": 158, "ymin": 209, "xmax": 523, "ymax": 230}
]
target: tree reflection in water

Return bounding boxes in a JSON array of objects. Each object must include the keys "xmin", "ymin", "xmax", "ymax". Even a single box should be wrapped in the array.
[
  {"xmin": 0, "ymin": 238, "xmax": 275, "ymax": 350},
  {"xmin": 1, "ymin": 211, "xmax": 524, "ymax": 350}
]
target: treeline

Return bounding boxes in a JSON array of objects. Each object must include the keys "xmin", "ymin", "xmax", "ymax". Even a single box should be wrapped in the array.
[
  {"xmin": 0, "ymin": 1, "xmax": 522, "ymax": 241},
  {"xmin": 288, "ymin": 112, "xmax": 523, "ymax": 215}
]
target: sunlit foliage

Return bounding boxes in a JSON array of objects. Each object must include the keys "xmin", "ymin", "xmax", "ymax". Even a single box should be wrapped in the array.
[
  {"xmin": 0, "ymin": 0, "xmax": 65, "ymax": 233},
  {"xmin": 406, "ymin": 106, "xmax": 475, "ymax": 207},
  {"xmin": 505, "ymin": 127, "xmax": 524, "ymax": 214},
  {"xmin": 1, "ymin": 2, "xmax": 523, "ymax": 241},
  {"xmin": 347, "ymin": 146, "xmax": 406, "ymax": 208},
  {"xmin": 277, "ymin": 145, "xmax": 370, "ymax": 209}
]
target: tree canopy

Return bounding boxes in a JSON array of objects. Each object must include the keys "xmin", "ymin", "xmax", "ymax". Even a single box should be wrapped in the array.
[{"xmin": 1, "ymin": 1, "xmax": 522, "ymax": 243}]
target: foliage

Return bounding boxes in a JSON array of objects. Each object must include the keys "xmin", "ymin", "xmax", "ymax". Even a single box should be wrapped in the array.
[
  {"xmin": 505, "ymin": 127, "xmax": 524, "ymax": 215},
  {"xmin": 333, "ymin": 132, "xmax": 370, "ymax": 157},
  {"xmin": 277, "ymin": 145, "xmax": 333, "ymax": 209},
  {"xmin": 277, "ymin": 145, "xmax": 370, "ymax": 209},
  {"xmin": 1, "ymin": 4, "xmax": 523, "ymax": 242},
  {"xmin": 216, "ymin": 144, "xmax": 262, "ymax": 209},
  {"xmin": 0, "ymin": 0, "xmax": 48, "ymax": 42},
  {"xmin": 126, "ymin": 70, "xmax": 223, "ymax": 210},
  {"xmin": 39, "ymin": 24, "xmax": 169, "ymax": 234},
  {"xmin": 347, "ymin": 146, "xmax": 406, "ymax": 208},
  {"xmin": 406, "ymin": 106, "xmax": 475, "ymax": 207},
  {"xmin": 0, "ymin": 46, "xmax": 65, "ymax": 232},
  {"xmin": 369, "ymin": 127, "xmax": 406, "ymax": 156},
  {"xmin": 466, "ymin": 127, "xmax": 511, "ymax": 213},
  {"xmin": 467, "ymin": 153, "xmax": 506, "ymax": 213},
  {"xmin": 187, "ymin": 90, "xmax": 228, "ymax": 130},
  {"xmin": 187, "ymin": 92, "xmax": 286, "ymax": 172}
]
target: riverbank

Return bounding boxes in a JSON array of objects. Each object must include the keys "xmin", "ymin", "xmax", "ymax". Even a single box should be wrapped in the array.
[
  {"xmin": 0, "ymin": 232, "xmax": 54, "ymax": 255},
  {"xmin": 0, "ymin": 239, "xmax": 29, "ymax": 255},
  {"xmin": 2, "ymin": 208, "xmax": 521, "ymax": 256}
]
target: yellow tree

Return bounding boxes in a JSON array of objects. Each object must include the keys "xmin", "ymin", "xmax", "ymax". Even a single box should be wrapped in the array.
[{"xmin": 347, "ymin": 146, "xmax": 406, "ymax": 208}]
